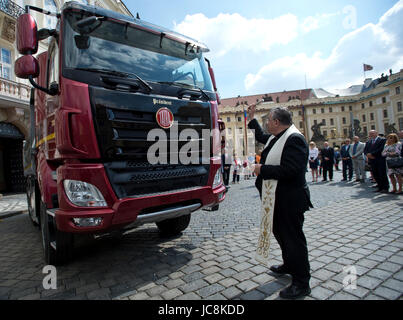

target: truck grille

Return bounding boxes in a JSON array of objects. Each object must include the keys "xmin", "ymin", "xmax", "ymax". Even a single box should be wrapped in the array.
[{"xmin": 89, "ymin": 87, "xmax": 212, "ymax": 198}]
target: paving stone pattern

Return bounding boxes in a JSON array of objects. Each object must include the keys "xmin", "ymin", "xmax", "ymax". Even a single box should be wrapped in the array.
[{"xmin": 0, "ymin": 171, "xmax": 402, "ymax": 300}]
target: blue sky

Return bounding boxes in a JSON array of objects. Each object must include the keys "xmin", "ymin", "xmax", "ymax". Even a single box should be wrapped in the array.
[{"xmin": 124, "ymin": 0, "xmax": 403, "ymax": 98}]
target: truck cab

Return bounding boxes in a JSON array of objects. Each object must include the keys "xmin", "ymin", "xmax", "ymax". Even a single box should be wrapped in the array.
[{"xmin": 15, "ymin": 2, "xmax": 225, "ymax": 264}]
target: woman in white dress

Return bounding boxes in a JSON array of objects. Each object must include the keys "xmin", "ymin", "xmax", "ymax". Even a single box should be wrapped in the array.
[{"xmin": 308, "ymin": 141, "xmax": 319, "ymax": 182}]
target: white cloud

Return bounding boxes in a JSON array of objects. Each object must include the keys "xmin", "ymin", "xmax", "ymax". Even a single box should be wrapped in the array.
[
  {"xmin": 173, "ymin": 13, "xmax": 299, "ymax": 57},
  {"xmin": 301, "ymin": 12, "xmax": 340, "ymax": 33},
  {"xmin": 245, "ymin": 0, "xmax": 403, "ymax": 93}
]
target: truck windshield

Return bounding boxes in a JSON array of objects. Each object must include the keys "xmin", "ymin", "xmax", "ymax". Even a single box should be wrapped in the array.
[{"xmin": 63, "ymin": 11, "xmax": 214, "ymax": 91}]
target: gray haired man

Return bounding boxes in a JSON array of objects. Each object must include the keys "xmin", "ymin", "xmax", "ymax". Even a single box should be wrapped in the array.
[{"xmin": 350, "ymin": 136, "xmax": 366, "ymax": 182}]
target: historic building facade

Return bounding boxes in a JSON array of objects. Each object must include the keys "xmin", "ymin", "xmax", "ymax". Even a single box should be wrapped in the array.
[
  {"xmin": 219, "ymin": 70, "xmax": 403, "ymax": 158},
  {"xmin": 0, "ymin": 0, "xmax": 131, "ymax": 193}
]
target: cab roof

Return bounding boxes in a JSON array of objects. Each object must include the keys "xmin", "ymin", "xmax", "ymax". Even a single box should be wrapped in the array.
[{"xmin": 62, "ymin": 1, "xmax": 209, "ymax": 52}]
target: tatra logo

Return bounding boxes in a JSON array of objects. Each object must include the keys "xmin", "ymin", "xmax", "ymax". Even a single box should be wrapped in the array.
[
  {"xmin": 156, "ymin": 108, "xmax": 174, "ymax": 129},
  {"xmin": 153, "ymin": 98, "xmax": 172, "ymax": 105}
]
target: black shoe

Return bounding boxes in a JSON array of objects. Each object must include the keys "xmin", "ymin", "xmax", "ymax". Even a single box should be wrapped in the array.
[
  {"xmin": 279, "ymin": 284, "xmax": 311, "ymax": 299},
  {"xmin": 341, "ymin": 179, "xmax": 347, "ymax": 181},
  {"xmin": 379, "ymin": 189, "xmax": 389, "ymax": 194},
  {"xmin": 269, "ymin": 264, "xmax": 290, "ymax": 275}
]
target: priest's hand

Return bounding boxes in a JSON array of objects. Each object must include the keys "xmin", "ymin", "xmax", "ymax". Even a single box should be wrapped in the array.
[{"xmin": 248, "ymin": 104, "xmax": 256, "ymax": 121}]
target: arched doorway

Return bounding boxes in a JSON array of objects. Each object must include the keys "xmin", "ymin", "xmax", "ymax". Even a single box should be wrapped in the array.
[{"xmin": 0, "ymin": 122, "xmax": 25, "ymax": 193}]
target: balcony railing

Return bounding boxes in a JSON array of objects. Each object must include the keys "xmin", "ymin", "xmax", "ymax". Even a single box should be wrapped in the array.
[
  {"xmin": 0, "ymin": 0, "xmax": 24, "ymax": 19},
  {"xmin": 0, "ymin": 77, "xmax": 30, "ymax": 104}
]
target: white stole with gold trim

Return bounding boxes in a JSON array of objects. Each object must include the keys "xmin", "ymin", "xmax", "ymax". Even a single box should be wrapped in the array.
[{"xmin": 255, "ymin": 124, "xmax": 303, "ymax": 265}]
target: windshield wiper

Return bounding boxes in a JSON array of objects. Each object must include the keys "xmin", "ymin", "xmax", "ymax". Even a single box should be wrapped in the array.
[
  {"xmin": 75, "ymin": 68, "xmax": 153, "ymax": 92},
  {"xmin": 158, "ymin": 81, "xmax": 210, "ymax": 101}
]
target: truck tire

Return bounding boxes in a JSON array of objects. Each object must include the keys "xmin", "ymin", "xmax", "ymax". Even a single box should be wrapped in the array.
[
  {"xmin": 156, "ymin": 214, "xmax": 191, "ymax": 236},
  {"xmin": 40, "ymin": 200, "xmax": 73, "ymax": 265},
  {"xmin": 26, "ymin": 176, "xmax": 40, "ymax": 227}
]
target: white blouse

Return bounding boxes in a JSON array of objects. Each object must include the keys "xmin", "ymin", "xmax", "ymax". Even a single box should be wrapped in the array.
[{"xmin": 309, "ymin": 147, "xmax": 319, "ymax": 160}]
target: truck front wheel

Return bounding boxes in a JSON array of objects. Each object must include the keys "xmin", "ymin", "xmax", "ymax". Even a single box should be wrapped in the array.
[
  {"xmin": 156, "ymin": 214, "xmax": 191, "ymax": 236},
  {"xmin": 40, "ymin": 201, "xmax": 73, "ymax": 265}
]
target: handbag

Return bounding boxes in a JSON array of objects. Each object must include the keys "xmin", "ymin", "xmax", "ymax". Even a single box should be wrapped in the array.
[{"xmin": 386, "ymin": 157, "xmax": 403, "ymax": 168}]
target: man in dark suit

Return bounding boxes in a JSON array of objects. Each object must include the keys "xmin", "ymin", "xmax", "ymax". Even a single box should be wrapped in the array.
[
  {"xmin": 364, "ymin": 130, "xmax": 389, "ymax": 193},
  {"xmin": 340, "ymin": 138, "xmax": 353, "ymax": 181},
  {"xmin": 248, "ymin": 105, "xmax": 313, "ymax": 299},
  {"xmin": 321, "ymin": 142, "xmax": 334, "ymax": 181}
]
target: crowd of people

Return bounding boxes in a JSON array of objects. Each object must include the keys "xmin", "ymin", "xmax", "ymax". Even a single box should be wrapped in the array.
[
  {"xmin": 222, "ymin": 130, "xmax": 403, "ymax": 195},
  {"xmin": 221, "ymin": 152, "xmax": 258, "ymax": 186},
  {"xmin": 308, "ymin": 130, "xmax": 403, "ymax": 194}
]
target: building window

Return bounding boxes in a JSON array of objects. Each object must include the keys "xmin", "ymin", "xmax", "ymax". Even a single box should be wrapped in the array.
[
  {"xmin": 329, "ymin": 107, "xmax": 333, "ymax": 113},
  {"xmin": 362, "ymin": 114, "xmax": 366, "ymax": 122},
  {"xmin": 238, "ymin": 117, "xmax": 241, "ymax": 122},
  {"xmin": 343, "ymin": 128, "xmax": 348, "ymax": 137},
  {"xmin": 238, "ymin": 128, "xmax": 243, "ymax": 134},
  {"xmin": 363, "ymin": 126, "xmax": 367, "ymax": 134},
  {"xmin": 382, "ymin": 97, "xmax": 386, "ymax": 104},
  {"xmin": 0, "ymin": 48, "xmax": 11, "ymax": 79},
  {"xmin": 227, "ymin": 117, "xmax": 231, "ymax": 122},
  {"xmin": 371, "ymin": 125, "xmax": 375, "ymax": 130},
  {"xmin": 370, "ymin": 113, "xmax": 374, "ymax": 121},
  {"xmin": 361, "ymin": 103, "xmax": 365, "ymax": 109},
  {"xmin": 369, "ymin": 101, "xmax": 373, "ymax": 107},
  {"xmin": 342, "ymin": 117, "xmax": 346, "ymax": 124},
  {"xmin": 313, "ymin": 109, "xmax": 316, "ymax": 114},
  {"xmin": 298, "ymin": 111, "xmax": 302, "ymax": 116},
  {"xmin": 330, "ymin": 118, "xmax": 334, "ymax": 125},
  {"xmin": 399, "ymin": 117, "xmax": 403, "ymax": 130},
  {"xmin": 322, "ymin": 119, "xmax": 326, "ymax": 125},
  {"xmin": 383, "ymin": 110, "xmax": 388, "ymax": 118},
  {"xmin": 323, "ymin": 130, "xmax": 327, "ymax": 138},
  {"xmin": 341, "ymin": 106, "xmax": 345, "ymax": 112},
  {"xmin": 321, "ymin": 108, "xmax": 325, "ymax": 113},
  {"xmin": 314, "ymin": 119, "xmax": 317, "ymax": 125},
  {"xmin": 227, "ymin": 128, "xmax": 232, "ymax": 134},
  {"xmin": 299, "ymin": 121, "xmax": 303, "ymax": 128},
  {"xmin": 349, "ymin": 105, "xmax": 352, "ymax": 111},
  {"xmin": 397, "ymin": 101, "xmax": 402, "ymax": 112},
  {"xmin": 396, "ymin": 86, "xmax": 401, "ymax": 95}
]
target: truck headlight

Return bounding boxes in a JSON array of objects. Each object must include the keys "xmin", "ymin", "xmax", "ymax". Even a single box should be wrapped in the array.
[
  {"xmin": 64, "ymin": 180, "xmax": 107, "ymax": 207},
  {"xmin": 212, "ymin": 169, "xmax": 223, "ymax": 189}
]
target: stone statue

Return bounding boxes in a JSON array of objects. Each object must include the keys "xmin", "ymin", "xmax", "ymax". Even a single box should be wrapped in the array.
[
  {"xmin": 384, "ymin": 123, "xmax": 398, "ymax": 135},
  {"xmin": 349, "ymin": 119, "xmax": 366, "ymax": 140},
  {"xmin": 311, "ymin": 122, "xmax": 325, "ymax": 142}
]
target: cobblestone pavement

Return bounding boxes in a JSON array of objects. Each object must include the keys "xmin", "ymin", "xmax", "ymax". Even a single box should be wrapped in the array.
[
  {"xmin": 0, "ymin": 170, "xmax": 402, "ymax": 300},
  {"xmin": 0, "ymin": 194, "xmax": 27, "ymax": 219}
]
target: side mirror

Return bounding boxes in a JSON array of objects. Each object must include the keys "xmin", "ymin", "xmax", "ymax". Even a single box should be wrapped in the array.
[
  {"xmin": 17, "ymin": 14, "xmax": 38, "ymax": 55},
  {"xmin": 205, "ymin": 58, "xmax": 221, "ymax": 105},
  {"xmin": 208, "ymin": 66, "xmax": 217, "ymax": 92},
  {"xmin": 15, "ymin": 55, "xmax": 39, "ymax": 79}
]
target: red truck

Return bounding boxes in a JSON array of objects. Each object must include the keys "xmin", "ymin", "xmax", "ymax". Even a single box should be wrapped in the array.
[{"xmin": 15, "ymin": 2, "xmax": 226, "ymax": 265}]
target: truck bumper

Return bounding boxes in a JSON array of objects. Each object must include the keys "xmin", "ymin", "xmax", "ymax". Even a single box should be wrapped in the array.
[{"xmin": 54, "ymin": 162, "xmax": 225, "ymax": 233}]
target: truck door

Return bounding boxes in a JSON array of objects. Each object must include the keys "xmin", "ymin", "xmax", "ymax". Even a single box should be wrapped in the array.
[{"xmin": 43, "ymin": 39, "xmax": 59, "ymax": 159}]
